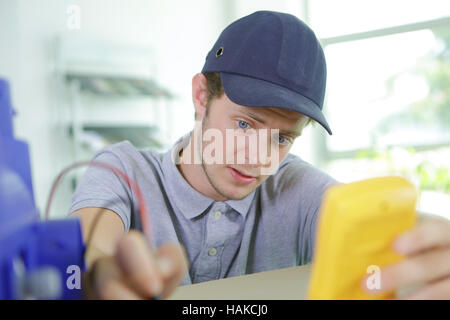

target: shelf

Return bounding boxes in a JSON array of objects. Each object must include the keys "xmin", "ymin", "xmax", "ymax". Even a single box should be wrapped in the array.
[
  {"xmin": 55, "ymin": 36, "xmax": 175, "ymax": 162},
  {"xmin": 65, "ymin": 73, "xmax": 173, "ymax": 98},
  {"xmin": 74, "ymin": 124, "xmax": 163, "ymax": 151}
]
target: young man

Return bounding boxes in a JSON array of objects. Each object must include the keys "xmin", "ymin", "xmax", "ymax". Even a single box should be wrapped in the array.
[{"xmin": 71, "ymin": 11, "xmax": 450, "ymax": 300}]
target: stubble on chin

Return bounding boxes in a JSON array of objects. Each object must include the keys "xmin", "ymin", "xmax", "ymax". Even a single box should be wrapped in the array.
[{"xmin": 202, "ymin": 162, "xmax": 257, "ymax": 201}]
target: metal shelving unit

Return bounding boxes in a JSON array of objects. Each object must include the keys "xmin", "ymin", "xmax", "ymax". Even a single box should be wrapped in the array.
[{"xmin": 55, "ymin": 36, "xmax": 176, "ymax": 188}]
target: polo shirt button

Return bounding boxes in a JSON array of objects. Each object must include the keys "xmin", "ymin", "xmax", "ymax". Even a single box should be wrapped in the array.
[
  {"xmin": 208, "ymin": 247, "xmax": 217, "ymax": 256},
  {"xmin": 213, "ymin": 210, "xmax": 222, "ymax": 219}
]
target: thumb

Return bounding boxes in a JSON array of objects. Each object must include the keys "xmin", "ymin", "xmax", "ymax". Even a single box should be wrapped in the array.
[{"xmin": 115, "ymin": 230, "xmax": 163, "ymax": 298}]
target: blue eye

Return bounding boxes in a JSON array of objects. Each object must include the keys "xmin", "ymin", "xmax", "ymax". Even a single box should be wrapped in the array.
[
  {"xmin": 278, "ymin": 136, "xmax": 287, "ymax": 144},
  {"xmin": 237, "ymin": 120, "xmax": 250, "ymax": 129},
  {"xmin": 275, "ymin": 135, "xmax": 291, "ymax": 145}
]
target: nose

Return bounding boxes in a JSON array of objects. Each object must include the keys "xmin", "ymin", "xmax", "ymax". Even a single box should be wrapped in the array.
[{"xmin": 234, "ymin": 130, "xmax": 277, "ymax": 168}]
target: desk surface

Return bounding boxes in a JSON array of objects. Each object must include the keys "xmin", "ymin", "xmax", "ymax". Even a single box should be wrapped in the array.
[{"xmin": 169, "ymin": 264, "xmax": 311, "ymax": 300}]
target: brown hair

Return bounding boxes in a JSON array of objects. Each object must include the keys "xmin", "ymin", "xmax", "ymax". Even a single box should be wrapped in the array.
[{"xmin": 204, "ymin": 72, "xmax": 225, "ymax": 106}]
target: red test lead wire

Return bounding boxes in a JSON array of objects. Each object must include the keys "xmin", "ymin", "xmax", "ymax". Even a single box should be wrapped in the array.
[{"xmin": 44, "ymin": 160, "xmax": 154, "ymax": 249}]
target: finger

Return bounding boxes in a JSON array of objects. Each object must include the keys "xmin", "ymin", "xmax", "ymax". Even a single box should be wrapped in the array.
[
  {"xmin": 87, "ymin": 255, "xmax": 143, "ymax": 300},
  {"xmin": 155, "ymin": 242, "xmax": 189, "ymax": 299},
  {"xmin": 399, "ymin": 275, "xmax": 450, "ymax": 300},
  {"xmin": 115, "ymin": 231, "xmax": 163, "ymax": 298},
  {"xmin": 374, "ymin": 246, "xmax": 450, "ymax": 294},
  {"xmin": 393, "ymin": 219, "xmax": 450, "ymax": 255},
  {"xmin": 97, "ymin": 279, "xmax": 143, "ymax": 300},
  {"xmin": 89, "ymin": 256, "xmax": 122, "ymax": 299}
]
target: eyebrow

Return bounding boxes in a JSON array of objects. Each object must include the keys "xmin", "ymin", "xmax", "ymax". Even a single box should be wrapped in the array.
[
  {"xmin": 239, "ymin": 109, "xmax": 301, "ymax": 138},
  {"xmin": 280, "ymin": 129, "xmax": 301, "ymax": 138},
  {"xmin": 240, "ymin": 110, "xmax": 266, "ymax": 124}
]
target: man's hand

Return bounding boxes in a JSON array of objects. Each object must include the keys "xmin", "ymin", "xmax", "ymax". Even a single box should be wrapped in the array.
[
  {"xmin": 363, "ymin": 217, "xmax": 450, "ymax": 299},
  {"xmin": 84, "ymin": 230, "xmax": 189, "ymax": 300}
]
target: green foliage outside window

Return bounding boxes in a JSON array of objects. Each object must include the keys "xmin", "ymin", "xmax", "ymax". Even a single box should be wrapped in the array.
[{"xmin": 356, "ymin": 29, "xmax": 450, "ymax": 194}]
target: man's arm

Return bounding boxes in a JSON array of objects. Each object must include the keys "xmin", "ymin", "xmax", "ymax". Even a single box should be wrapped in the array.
[
  {"xmin": 71, "ymin": 207, "xmax": 188, "ymax": 299},
  {"xmin": 71, "ymin": 207, "xmax": 125, "ymax": 269}
]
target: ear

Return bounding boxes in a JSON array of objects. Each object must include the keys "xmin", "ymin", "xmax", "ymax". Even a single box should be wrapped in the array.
[{"xmin": 192, "ymin": 73, "xmax": 208, "ymax": 121}]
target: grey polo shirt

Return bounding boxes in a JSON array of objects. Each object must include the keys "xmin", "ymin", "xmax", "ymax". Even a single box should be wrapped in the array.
[{"xmin": 70, "ymin": 132, "xmax": 337, "ymax": 285}]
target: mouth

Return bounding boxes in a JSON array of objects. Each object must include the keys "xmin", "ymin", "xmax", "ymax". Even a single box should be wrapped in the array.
[{"xmin": 228, "ymin": 167, "xmax": 257, "ymax": 184}]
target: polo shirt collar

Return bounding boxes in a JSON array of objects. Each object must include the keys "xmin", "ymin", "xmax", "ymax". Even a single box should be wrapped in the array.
[
  {"xmin": 163, "ymin": 132, "xmax": 256, "ymax": 219},
  {"xmin": 225, "ymin": 190, "xmax": 256, "ymax": 217}
]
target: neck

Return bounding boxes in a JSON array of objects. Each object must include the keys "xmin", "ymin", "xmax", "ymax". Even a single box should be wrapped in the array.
[{"xmin": 176, "ymin": 135, "xmax": 228, "ymax": 202}]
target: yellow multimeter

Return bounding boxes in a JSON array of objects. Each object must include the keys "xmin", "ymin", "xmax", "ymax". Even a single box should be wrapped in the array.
[{"xmin": 307, "ymin": 176, "xmax": 418, "ymax": 300}]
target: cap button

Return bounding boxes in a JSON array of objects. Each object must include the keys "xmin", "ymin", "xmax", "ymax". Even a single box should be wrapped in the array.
[{"xmin": 215, "ymin": 47, "xmax": 224, "ymax": 58}]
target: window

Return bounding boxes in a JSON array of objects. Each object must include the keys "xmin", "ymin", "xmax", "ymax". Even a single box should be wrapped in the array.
[{"xmin": 298, "ymin": 1, "xmax": 450, "ymax": 218}]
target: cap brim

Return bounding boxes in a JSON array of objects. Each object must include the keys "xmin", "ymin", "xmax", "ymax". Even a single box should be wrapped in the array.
[{"xmin": 220, "ymin": 72, "xmax": 332, "ymax": 135}]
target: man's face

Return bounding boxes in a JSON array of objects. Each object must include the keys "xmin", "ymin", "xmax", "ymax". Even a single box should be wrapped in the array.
[{"xmin": 198, "ymin": 93, "xmax": 309, "ymax": 201}]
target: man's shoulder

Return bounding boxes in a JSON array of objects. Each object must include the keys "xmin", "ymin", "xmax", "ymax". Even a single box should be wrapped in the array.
[
  {"xmin": 279, "ymin": 153, "xmax": 334, "ymax": 179},
  {"xmin": 100, "ymin": 140, "xmax": 161, "ymax": 156},
  {"xmin": 261, "ymin": 153, "xmax": 338, "ymax": 197},
  {"xmin": 92, "ymin": 140, "xmax": 165, "ymax": 170}
]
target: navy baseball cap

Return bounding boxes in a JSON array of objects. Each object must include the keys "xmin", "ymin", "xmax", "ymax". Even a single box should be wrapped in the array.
[{"xmin": 201, "ymin": 10, "xmax": 332, "ymax": 135}]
